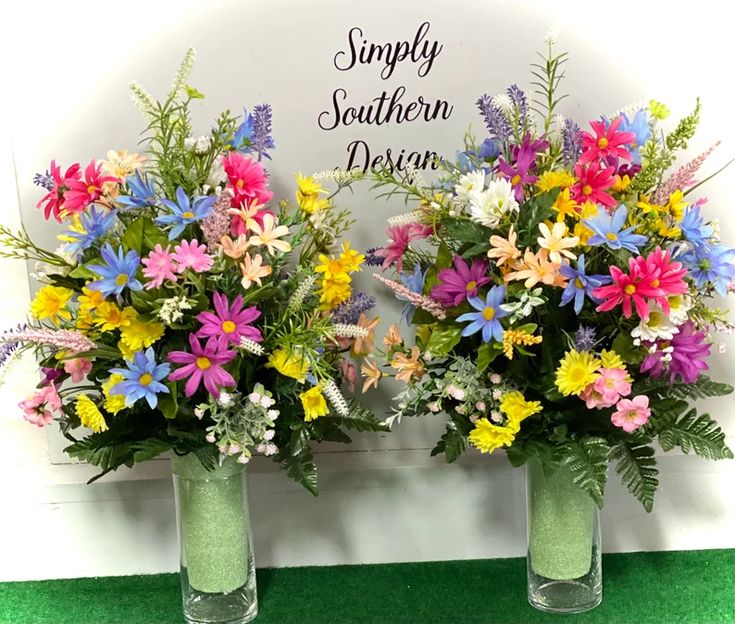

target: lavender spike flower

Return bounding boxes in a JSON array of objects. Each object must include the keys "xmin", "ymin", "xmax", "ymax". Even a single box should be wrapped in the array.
[
  {"xmin": 506, "ymin": 84, "xmax": 530, "ymax": 130},
  {"xmin": 562, "ymin": 118, "xmax": 582, "ymax": 165},
  {"xmin": 364, "ymin": 247, "xmax": 387, "ymax": 267},
  {"xmin": 330, "ymin": 293, "xmax": 376, "ymax": 325},
  {"xmin": 476, "ymin": 94, "xmax": 511, "ymax": 144},
  {"xmin": 0, "ymin": 323, "xmax": 27, "ymax": 368},
  {"xmin": 33, "ymin": 171, "xmax": 55, "ymax": 191},
  {"xmin": 251, "ymin": 104, "xmax": 275, "ymax": 161},
  {"xmin": 201, "ymin": 191, "xmax": 234, "ymax": 251}
]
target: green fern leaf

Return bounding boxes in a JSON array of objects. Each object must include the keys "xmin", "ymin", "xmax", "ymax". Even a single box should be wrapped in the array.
[
  {"xmin": 558, "ymin": 437, "xmax": 610, "ymax": 508},
  {"xmin": 658, "ymin": 409, "xmax": 734, "ymax": 460},
  {"xmin": 610, "ymin": 441, "xmax": 659, "ymax": 512}
]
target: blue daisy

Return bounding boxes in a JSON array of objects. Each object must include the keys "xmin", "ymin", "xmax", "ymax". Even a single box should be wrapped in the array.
[{"xmin": 110, "ymin": 348, "xmax": 170, "ymax": 409}]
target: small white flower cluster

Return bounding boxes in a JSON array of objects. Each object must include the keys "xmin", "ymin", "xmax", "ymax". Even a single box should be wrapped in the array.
[
  {"xmin": 500, "ymin": 288, "xmax": 546, "ymax": 324},
  {"xmin": 387, "ymin": 211, "xmax": 424, "ymax": 227},
  {"xmin": 184, "ymin": 135, "xmax": 213, "ymax": 154},
  {"xmin": 238, "ymin": 337, "xmax": 265, "ymax": 356},
  {"xmin": 323, "ymin": 379, "xmax": 349, "ymax": 416},
  {"xmin": 331, "ymin": 323, "xmax": 369, "ymax": 339},
  {"xmin": 288, "ymin": 274, "xmax": 318, "ymax": 311},
  {"xmin": 157, "ymin": 295, "xmax": 192, "ymax": 325},
  {"xmin": 312, "ymin": 167, "xmax": 366, "ymax": 185},
  {"xmin": 403, "ymin": 162, "xmax": 427, "ymax": 189}
]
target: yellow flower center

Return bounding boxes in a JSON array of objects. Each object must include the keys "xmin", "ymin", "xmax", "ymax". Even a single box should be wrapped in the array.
[
  {"xmin": 87, "ymin": 185, "xmax": 98, "ymax": 195},
  {"xmin": 236, "ymin": 179, "xmax": 245, "ymax": 189},
  {"xmin": 575, "ymin": 278, "xmax": 584, "ymax": 288},
  {"xmin": 181, "ymin": 211, "xmax": 194, "ymax": 219},
  {"xmin": 582, "ymin": 185, "xmax": 593, "ymax": 196},
  {"xmin": 196, "ymin": 357, "xmax": 212, "ymax": 370},
  {"xmin": 115, "ymin": 274, "xmax": 129, "ymax": 286},
  {"xmin": 569, "ymin": 366, "xmax": 586, "ymax": 382},
  {"xmin": 139, "ymin": 373, "xmax": 153, "ymax": 386},
  {"xmin": 624, "ymin": 284, "xmax": 636, "ymax": 295},
  {"xmin": 511, "ymin": 175, "xmax": 521, "ymax": 185},
  {"xmin": 606, "ymin": 232, "xmax": 618, "ymax": 241},
  {"xmin": 650, "ymin": 279, "xmax": 660, "ymax": 288},
  {"xmin": 483, "ymin": 307, "xmax": 495, "ymax": 321},
  {"xmin": 597, "ymin": 137, "xmax": 609, "ymax": 149},
  {"xmin": 222, "ymin": 320, "xmax": 237, "ymax": 334},
  {"xmin": 466, "ymin": 280, "xmax": 478, "ymax": 292}
]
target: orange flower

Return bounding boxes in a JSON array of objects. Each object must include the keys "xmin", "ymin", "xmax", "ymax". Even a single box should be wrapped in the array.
[
  {"xmin": 487, "ymin": 226, "xmax": 521, "ymax": 268},
  {"xmin": 383, "ymin": 323, "xmax": 403, "ymax": 347},
  {"xmin": 220, "ymin": 234, "xmax": 250, "ymax": 259},
  {"xmin": 352, "ymin": 314, "xmax": 380, "ymax": 356},
  {"xmin": 504, "ymin": 249, "xmax": 566, "ymax": 289},
  {"xmin": 239, "ymin": 252, "xmax": 272, "ymax": 289},
  {"xmin": 361, "ymin": 358, "xmax": 383, "ymax": 393},
  {"xmin": 390, "ymin": 347, "xmax": 425, "ymax": 383}
]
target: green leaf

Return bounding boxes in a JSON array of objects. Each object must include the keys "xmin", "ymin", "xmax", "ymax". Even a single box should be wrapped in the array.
[
  {"xmin": 68, "ymin": 264, "xmax": 97, "ymax": 280},
  {"xmin": 443, "ymin": 217, "xmax": 489, "ymax": 244},
  {"xmin": 477, "ymin": 342, "xmax": 503, "ymax": 372},
  {"xmin": 558, "ymin": 437, "xmax": 610, "ymax": 508},
  {"xmin": 426, "ymin": 325, "xmax": 462, "ymax": 356},
  {"xmin": 289, "ymin": 422, "xmax": 310, "ymax": 456},
  {"xmin": 430, "ymin": 425, "xmax": 468, "ymax": 463},
  {"xmin": 635, "ymin": 375, "xmax": 733, "ymax": 401},
  {"xmin": 505, "ymin": 439, "xmax": 555, "ymax": 468},
  {"xmin": 158, "ymin": 385, "xmax": 179, "ymax": 420},
  {"xmin": 436, "ymin": 241, "xmax": 453, "ymax": 269},
  {"xmin": 322, "ymin": 401, "xmax": 389, "ymax": 433},
  {"xmin": 460, "ymin": 242, "xmax": 490, "ymax": 259},
  {"xmin": 131, "ymin": 438, "xmax": 170, "ymax": 463},
  {"xmin": 612, "ymin": 332, "xmax": 646, "ymax": 365},
  {"xmin": 658, "ymin": 409, "xmax": 733, "ymax": 460},
  {"xmin": 282, "ymin": 449, "xmax": 319, "ymax": 496},
  {"xmin": 515, "ymin": 191, "xmax": 557, "ymax": 245},
  {"xmin": 122, "ymin": 216, "xmax": 167, "ymax": 255},
  {"xmin": 648, "ymin": 398, "xmax": 689, "ymax": 425},
  {"xmin": 184, "ymin": 85, "xmax": 205, "ymax": 99},
  {"xmin": 610, "ymin": 440, "xmax": 659, "ymax": 512}
]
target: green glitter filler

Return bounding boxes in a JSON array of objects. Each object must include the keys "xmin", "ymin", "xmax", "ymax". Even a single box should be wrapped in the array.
[
  {"xmin": 171, "ymin": 453, "xmax": 251, "ymax": 594},
  {"xmin": 527, "ymin": 458, "xmax": 595, "ymax": 580}
]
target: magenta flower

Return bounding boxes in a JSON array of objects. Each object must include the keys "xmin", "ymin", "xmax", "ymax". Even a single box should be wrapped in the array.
[
  {"xmin": 611, "ymin": 395, "xmax": 651, "ymax": 433},
  {"xmin": 173, "ymin": 239, "xmax": 213, "ymax": 273},
  {"xmin": 640, "ymin": 321, "xmax": 711, "ymax": 384},
  {"xmin": 431, "ymin": 255, "xmax": 491, "ymax": 307},
  {"xmin": 377, "ymin": 224, "xmax": 432, "ymax": 273},
  {"xmin": 142, "ymin": 244, "xmax": 178, "ymax": 289},
  {"xmin": 168, "ymin": 334, "xmax": 236, "ymax": 398},
  {"xmin": 579, "ymin": 116, "xmax": 636, "ymax": 165},
  {"xmin": 196, "ymin": 292, "xmax": 263, "ymax": 345}
]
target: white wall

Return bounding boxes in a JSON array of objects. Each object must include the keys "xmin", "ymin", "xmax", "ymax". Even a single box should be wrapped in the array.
[{"xmin": 1, "ymin": 0, "xmax": 734, "ymax": 582}]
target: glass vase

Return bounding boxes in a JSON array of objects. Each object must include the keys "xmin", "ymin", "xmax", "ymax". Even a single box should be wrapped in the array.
[
  {"xmin": 525, "ymin": 457, "xmax": 602, "ymax": 613},
  {"xmin": 171, "ymin": 453, "xmax": 258, "ymax": 624}
]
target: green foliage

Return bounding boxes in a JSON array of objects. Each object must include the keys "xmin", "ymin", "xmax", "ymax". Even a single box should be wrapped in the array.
[
  {"xmin": 426, "ymin": 325, "xmax": 463, "ymax": 356},
  {"xmin": 612, "ymin": 332, "xmax": 646, "ymax": 365},
  {"xmin": 665, "ymin": 98, "xmax": 701, "ymax": 153},
  {"xmin": 658, "ymin": 409, "xmax": 733, "ymax": 460},
  {"xmin": 282, "ymin": 448, "xmax": 319, "ymax": 496},
  {"xmin": 610, "ymin": 440, "xmax": 658, "ymax": 512},
  {"xmin": 637, "ymin": 375, "xmax": 733, "ymax": 401},
  {"xmin": 320, "ymin": 401, "xmax": 389, "ymax": 433},
  {"xmin": 530, "ymin": 42, "xmax": 569, "ymax": 133},
  {"xmin": 431, "ymin": 423, "xmax": 469, "ymax": 463},
  {"xmin": 557, "ymin": 437, "xmax": 610, "ymax": 508},
  {"xmin": 505, "ymin": 438, "xmax": 555, "ymax": 468},
  {"xmin": 121, "ymin": 216, "xmax": 168, "ymax": 256},
  {"xmin": 477, "ymin": 342, "xmax": 503, "ymax": 372},
  {"xmin": 442, "ymin": 218, "xmax": 489, "ymax": 244},
  {"xmin": 515, "ymin": 191, "xmax": 557, "ymax": 247}
]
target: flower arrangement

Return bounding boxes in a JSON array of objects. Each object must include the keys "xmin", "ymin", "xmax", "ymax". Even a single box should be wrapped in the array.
[
  {"xmin": 355, "ymin": 42, "xmax": 733, "ymax": 511},
  {"xmin": 0, "ymin": 50, "xmax": 384, "ymax": 493}
]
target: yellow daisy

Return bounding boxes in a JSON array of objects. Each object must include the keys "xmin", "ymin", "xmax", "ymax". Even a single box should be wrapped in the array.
[
  {"xmin": 295, "ymin": 173, "xmax": 330, "ymax": 214},
  {"xmin": 469, "ymin": 418, "xmax": 516, "ymax": 454},
  {"xmin": 119, "ymin": 318, "xmax": 165, "ymax": 358},
  {"xmin": 30, "ymin": 286, "xmax": 73, "ymax": 324},
  {"xmin": 94, "ymin": 302, "xmax": 136, "ymax": 332},
  {"xmin": 102, "ymin": 374, "xmax": 127, "ymax": 415},
  {"xmin": 499, "ymin": 391, "xmax": 542, "ymax": 425},
  {"xmin": 552, "ymin": 188, "xmax": 580, "ymax": 222},
  {"xmin": 300, "ymin": 384, "xmax": 329, "ymax": 421},
  {"xmin": 555, "ymin": 350, "xmax": 601, "ymax": 396},
  {"xmin": 267, "ymin": 349, "xmax": 309, "ymax": 382},
  {"xmin": 338, "ymin": 241, "xmax": 365, "ymax": 273},
  {"xmin": 536, "ymin": 170, "xmax": 576, "ymax": 193},
  {"xmin": 76, "ymin": 395, "xmax": 108, "ymax": 433}
]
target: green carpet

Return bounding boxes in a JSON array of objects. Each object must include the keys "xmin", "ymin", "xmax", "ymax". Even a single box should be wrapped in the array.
[{"xmin": 0, "ymin": 550, "xmax": 732, "ymax": 624}]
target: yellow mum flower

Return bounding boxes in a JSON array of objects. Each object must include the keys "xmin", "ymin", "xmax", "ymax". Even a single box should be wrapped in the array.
[
  {"xmin": 30, "ymin": 286, "xmax": 74, "ymax": 323},
  {"xmin": 611, "ymin": 174, "xmax": 632, "ymax": 193},
  {"xmin": 102, "ymin": 374, "xmax": 126, "ymax": 415},
  {"xmin": 295, "ymin": 173, "xmax": 330, "ymax": 214},
  {"xmin": 552, "ymin": 188, "xmax": 580, "ymax": 222},
  {"xmin": 119, "ymin": 318, "xmax": 165, "ymax": 358},
  {"xmin": 78, "ymin": 286, "xmax": 105, "ymax": 314},
  {"xmin": 300, "ymin": 384, "xmax": 329, "ymax": 421},
  {"xmin": 315, "ymin": 254, "xmax": 351, "ymax": 281},
  {"xmin": 267, "ymin": 349, "xmax": 309, "ymax": 382},
  {"xmin": 499, "ymin": 391, "xmax": 542, "ymax": 425},
  {"xmin": 600, "ymin": 349, "xmax": 625, "ymax": 370},
  {"xmin": 94, "ymin": 303, "xmax": 137, "ymax": 332},
  {"xmin": 666, "ymin": 190, "xmax": 687, "ymax": 222},
  {"xmin": 469, "ymin": 418, "xmax": 516, "ymax": 454},
  {"xmin": 536, "ymin": 170, "xmax": 576, "ymax": 193},
  {"xmin": 76, "ymin": 395, "xmax": 108, "ymax": 433},
  {"xmin": 319, "ymin": 277, "xmax": 352, "ymax": 310},
  {"xmin": 339, "ymin": 241, "xmax": 365, "ymax": 273},
  {"xmin": 555, "ymin": 350, "xmax": 601, "ymax": 396}
]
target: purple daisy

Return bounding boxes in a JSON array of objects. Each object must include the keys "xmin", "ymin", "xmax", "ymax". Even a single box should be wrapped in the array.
[
  {"xmin": 431, "ymin": 256, "xmax": 491, "ymax": 307},
  {"xmin": 196, "ymin": 292, "xmax": 262, "ymax": 346},
  {"xmin": 640, "ymin": 321, "xmax": 711, "ymax": 384},
  {"xmin": 168, "ymin": 334, "xmax": 237, "ymax": 398}
]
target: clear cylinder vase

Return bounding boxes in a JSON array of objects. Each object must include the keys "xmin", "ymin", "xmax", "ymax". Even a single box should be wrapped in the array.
[
  {"xmin": 171, "ymin": 453, "xmax": 258, "ymax": 624},
  {"xmin": 526, "ymin": 457, "xmax": 602, "ymax": 613}
]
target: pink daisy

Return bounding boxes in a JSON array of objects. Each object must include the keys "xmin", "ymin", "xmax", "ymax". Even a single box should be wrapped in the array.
[
  {"xmin": 611, "ymin": 395, "xmax": 651, "ymax": 433},
  {"xmin": 63, "ymin": 160, "xmax": 118, "ymax": 214},
  {"xmin": 593, "ymin": 255, "xmax": 664, "ymax": 319},
  {"xmin": 172, "ymin": 239, "xmax": 213, "ymax": 273},
  {"xmin": 168, "ymin": 334, "xmax": 236, "ymax": 398},
  {"xmin": 571, "ymin": 161, "xmax": 617, "ymax": 208},
  {"xmin": 142, "ymin": 244, "xmax": 178, "ymax": 289},
  {"xmin": 37, "ymin": 160, "xmax": 81, "ymax": 221},
  {"xmin": 431, "ymin": 255, "xmax": 491, "ymax": 307},
  {"xmin": 579, "ymin": 116, "xmax": 636, "ymax": 165},
  {"xmin": 222, "ymin": 152, "xmax": 274, "ymax": 208},
  {"xmin": 377, "ymin": 223, "xmax": 432, "ymax": 273},
  {"xmin": 196, "ymin": 292, "xmax": 263, "ymax": 346}
]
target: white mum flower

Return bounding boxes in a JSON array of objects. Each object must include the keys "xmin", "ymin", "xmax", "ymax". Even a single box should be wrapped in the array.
[
  {"xmin": 469, "ymin": 178, "xmax": 518, "ymax": 227},
  {"xmin": 631, "ymin": 306, "xmax": 680, "ymax": 342}
]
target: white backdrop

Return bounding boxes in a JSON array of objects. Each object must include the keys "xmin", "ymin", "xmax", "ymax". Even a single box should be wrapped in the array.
[{"xmin": 0, "ymin": 0, "xmax": 734, "ymax": 581}]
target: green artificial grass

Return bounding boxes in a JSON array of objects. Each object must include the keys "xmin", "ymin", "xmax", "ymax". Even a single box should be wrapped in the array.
[{"xmin": 0, "ymin": 550, "xmax": 732, "ymax": 624}]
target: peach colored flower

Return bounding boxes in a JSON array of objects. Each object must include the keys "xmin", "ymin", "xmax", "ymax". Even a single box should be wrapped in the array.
[
  {"xmin": 220, "ymin": 234, "xmax": 250, "ymax": 259},
  {"xmin": 228, "ymin": 199, "xmax": 266, "ymax": 233},
  {"xmin": 487, "ymin": 226, "xmax": 521, "ymax": 268},
  {"xmin": 248, "ymin": 213, "xmax": 291, "ymax": 255},
  {"xmin": 239, "ymin": 252, "xmax": 272, "ymax": 289},
  {"xmin": 504, "ymin": 249, "xmax": 567, "ymax": 289},
  {"xmin": 361, "ymin": 358, "xmax": 383, "ymax": 393},
  {"xmin": 352, "ymin": 314, "xmax": 380, "ymax": 356},
  {"xmin": 383, "ymin": 323, "xmax": 403, "ymax": 347},
  {"xmin": 390, "ymin": 347, "xmax": 425, "ymax": 383},
  {"xmin": 537, "ymin": 222, "xmax": 579, "ymax": 264}
]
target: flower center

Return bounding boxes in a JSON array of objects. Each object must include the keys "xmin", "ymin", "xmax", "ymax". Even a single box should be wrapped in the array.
[
  {"xmin": 650, "ymin": 279, "xmax": 660, "ymax": 288},
  {"xmin": 483, "ymin": 306, "xmax": 495, "ymax": 321},
  {"xmin": 139, "ymin": 373, "xmax": 153, "ymax": 386},
  {"xmin": 511, "ymin": 175, "xmax": 521, "ymax": 185},
  {"xmin": 236, "ymin": 179, "xmax": 245, "ymax": 189},
  {"xmin": 597, "ymin": 137, "xmax": 609, "ymax": 149},
  {"xmin": 624, "ymin": 284, "xmax": 636, "ymax": 295},
  {"xmin": 87, "ymin": 185, "xmax": 98, "ymax": 195},
  {"xmin": 115, "ymin": 273, "xmax": 129, "ymax": 286},
  {"xmin": 582, "ymin": 185, "xmax": 593, "ymax": 196},
  {"xmin": 606, "ymin": 232, "xmax": 618, "ymax": 241},
  {"xmin": 181, "ymin": 211, "xmax": 194, "ymax": 219},
  {"xmin": 465, "ymin": 280, "xmax": 478, "ymax": 292},
  {"xmin": 222, "ymin": 320, "xmax": 237, "ymax": 334},
  {"xmin": 575, "ymin": 277, "xmax": 584, "ymax": 288},
  {"xmin": 196, "ymin": 356, "xmax": 212, "ymax": 370},
  {"xmin": 569, "ymin": 366, "xmax": 585, "ymax": 382}
]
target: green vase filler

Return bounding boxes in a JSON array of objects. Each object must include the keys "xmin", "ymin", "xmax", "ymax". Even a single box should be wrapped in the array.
[
  {"xmin": 171, "ymin": 453, "xmax": 250, "ymax": 594},
  {"xmin": 527, "ymin": 459, "xmax": 595, "ymax": 580}
]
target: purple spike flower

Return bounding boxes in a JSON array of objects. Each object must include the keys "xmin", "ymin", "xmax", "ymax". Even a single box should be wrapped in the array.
[
  {"xmin": 364, "ymin": 247, "xmax": 387, "ymax": 267},
  {"xmin": 573, "ymin": 326, "xmax": 597, "ymax": 352},
  {"xmin": 562, "ymin": 118, "xmax": 582, "ymax": 165},
  {"xmin": 476, "ymin": 94, "xmax": 511, "ymax": 144},
  {"xmin": 252, "ymin": 104, "xmax": 275, "ymax": 161},
  {"xmin": 33, "ymin": 171, "xmax": 55, "ymax": 191},
  {"xmin": 330, "ymin": 293, "xmax": 376, "ymax": 325},
  {"xmin": 506, "ymin": 84, "xmax": 530, "ymax": 129}
]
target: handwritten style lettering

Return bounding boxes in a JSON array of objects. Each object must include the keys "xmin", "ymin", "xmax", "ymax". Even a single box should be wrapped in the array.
[
  {"xmin": 333, "ymin": 22, "xmax": 444, "ymax": 80},
  {"xmin": 346, "ymin": 140, "xmax": 440, "ymax": 174}
]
